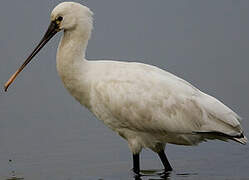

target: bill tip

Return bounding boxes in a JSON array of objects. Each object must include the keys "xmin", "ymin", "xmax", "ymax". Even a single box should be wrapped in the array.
[{"xmin": 4, "ymin": 84, "xmax": 9, "ymax": 92}]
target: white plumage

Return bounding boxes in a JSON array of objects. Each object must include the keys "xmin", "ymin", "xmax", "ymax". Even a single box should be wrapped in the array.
[{"xmin": 5, "ymin": 2, "xmax": 247, "ymax": 174}]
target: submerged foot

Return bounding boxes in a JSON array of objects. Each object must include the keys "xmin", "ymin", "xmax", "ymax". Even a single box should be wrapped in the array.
[{"xmin": 164, "ymin": 166, "xmax": 173, "ymax": 172}]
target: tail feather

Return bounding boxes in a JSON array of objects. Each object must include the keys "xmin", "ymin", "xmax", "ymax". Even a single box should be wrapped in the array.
[
  {"xmin": 193, "ymin": 131, "xmax": 247, "ymax": 145},
  {"xmin": 233, "ymin": 136, "xmax": 247, "ymax": 145}
]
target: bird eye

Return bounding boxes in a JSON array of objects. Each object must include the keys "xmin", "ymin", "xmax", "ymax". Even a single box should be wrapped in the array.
[{"xmin": 57, "ymin": 16, "xmax": 63, "ymax": 21}]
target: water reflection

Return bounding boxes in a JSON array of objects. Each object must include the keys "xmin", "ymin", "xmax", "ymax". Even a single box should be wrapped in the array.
[
  {"xmin": 6, "ymin": 171, "xmax": 24, "ymax": 180},
  {"xmin": 6, "ymin": 176, "xmax": 24, "ymax": 180},
  {"xmin": 3, "ymin": 169, "xmax": 199, "ymax": 180},
  {"xmin": 133, "ymin": 169, "xmax": 172, "ymax": 180},
  {"xmin": 133, "ymin": 170, "xmax": 198, "ymax": 180},
  {"xmin": 6, "ymin": 159, "xmax": 24, "ymax": 180},
  {"xmin": 2, "ymin": 168, "xmax": 200, "ymax": 180}
]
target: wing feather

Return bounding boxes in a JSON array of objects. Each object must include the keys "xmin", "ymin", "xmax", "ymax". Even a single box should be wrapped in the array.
[{"xmin": 90, "ymin": 62, "xmax": 244, "ymax": 139}]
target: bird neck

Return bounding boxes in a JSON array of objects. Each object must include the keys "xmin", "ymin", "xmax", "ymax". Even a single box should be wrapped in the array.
[
  {"xmin": 56, "ymin": 25, "xmax": 92, "ymax": 77},
  {"xmin": 56, "ymin": 28, "xmax": 92, "ymax": 108},
  {"xmin": 58, "ymin": 27, "xmax": 91, "ymax": 61},
  {"xmin": 56, "ymin": 26, "xmax": 91, "ymax": 74}
]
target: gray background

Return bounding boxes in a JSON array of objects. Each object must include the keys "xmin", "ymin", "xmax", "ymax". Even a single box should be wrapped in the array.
[{"xmin": 0, "ymin": 0, "xmax": 248, "ymax": 180}]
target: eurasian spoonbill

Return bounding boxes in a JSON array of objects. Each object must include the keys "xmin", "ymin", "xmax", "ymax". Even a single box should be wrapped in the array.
[{"xmin": 4, "ymin": 2, "xmax": 247, "ymax": 174}]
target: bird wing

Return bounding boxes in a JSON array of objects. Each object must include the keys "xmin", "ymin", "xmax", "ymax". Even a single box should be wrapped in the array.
[{"xmin": 90, "ymin": 62, "xmax": 243, "ymax": 137}]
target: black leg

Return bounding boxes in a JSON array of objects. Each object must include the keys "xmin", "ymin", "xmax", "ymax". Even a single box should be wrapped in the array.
[
  {"xmin": 133, "ymin": 153, "xmax": 140, "ymax": 174},
  {"xmin": 158, "ymin": 150, "xmax": 172, "ymax": 172}
]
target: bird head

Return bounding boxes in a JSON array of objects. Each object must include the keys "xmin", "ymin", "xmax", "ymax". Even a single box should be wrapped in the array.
[
  {"xmin": 4, "ymin": 2, "xmax": 93, "ymax": 92},
  {"xmin": 51, "ymin": 2, "xmax": 93, "ymax": 31}
]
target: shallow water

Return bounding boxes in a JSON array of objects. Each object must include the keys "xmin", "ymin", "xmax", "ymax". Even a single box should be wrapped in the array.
[
  {"xmin": 0, "ymin": 95, "xmax": 249, "ymax": 180},
  {"xmin": 0, "ymin": 114, "xmax": 248, "ymax": 180}
]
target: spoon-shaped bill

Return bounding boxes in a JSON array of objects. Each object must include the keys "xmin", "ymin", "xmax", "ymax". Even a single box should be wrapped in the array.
[{"xmin": 4, "ymin": 21, "xmax": 60, "ymax": 92}]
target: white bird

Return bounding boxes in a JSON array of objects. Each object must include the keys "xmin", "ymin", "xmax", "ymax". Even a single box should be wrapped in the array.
[{"xmin": 4, "ymin": 2, "xmax": 247, "ymax": 174}]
